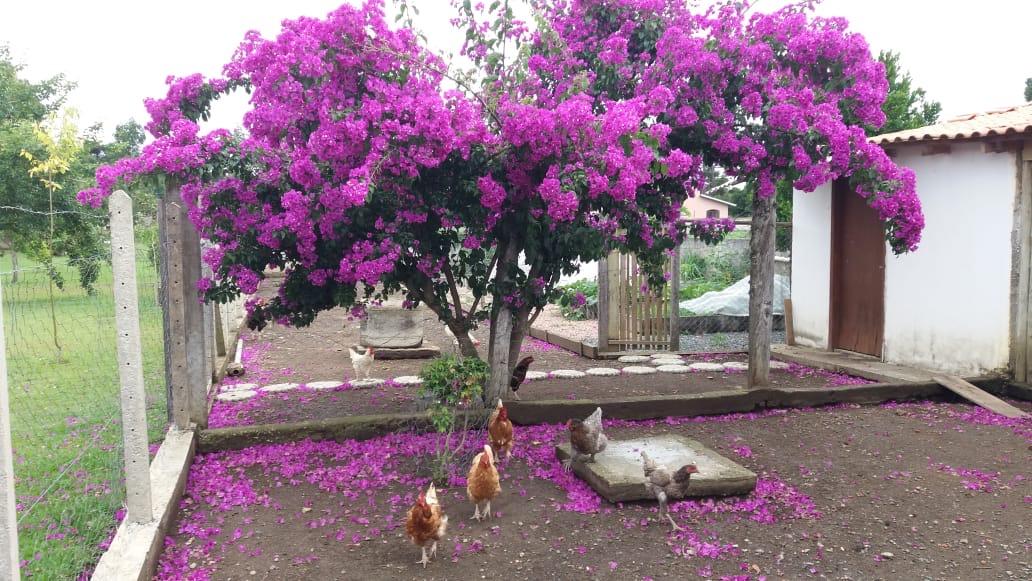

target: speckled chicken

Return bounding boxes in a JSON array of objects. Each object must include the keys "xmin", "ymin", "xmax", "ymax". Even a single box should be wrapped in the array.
[
  {"xmin": 641, "ymin": 450, "xmax": 698, "ymax": 531},
  {"xmin": 562, "ymin": 406, "xmax": 607, "ymax": 471}
]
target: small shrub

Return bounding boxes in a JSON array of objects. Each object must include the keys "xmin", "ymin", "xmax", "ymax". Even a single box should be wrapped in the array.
[
  {"xmin": 418, "ymin": 355, "xmax": 489, "ymax": 484},
  {"xmin": 418, "ymin": 355, "xmax": 488, "ymax": 431},
  {"xmin": 553, "ymin": 279, "xmax": 598, "ymax": 320}
]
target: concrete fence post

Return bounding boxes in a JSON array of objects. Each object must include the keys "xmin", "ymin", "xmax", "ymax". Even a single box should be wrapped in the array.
[
  {"xmin": 162, "ymin": 199, "xmax": 191, "ymax": 429},
  {"xmin": 109, "ymin": 191, "xmax": 155, "ymax": 524},
  {"xmin": 180, "ymin": 215, "xmax": 208, "ymax": 429},
  {"xmin": 0, "ymin": 274, "xmax": 20, "ymax": 580}
]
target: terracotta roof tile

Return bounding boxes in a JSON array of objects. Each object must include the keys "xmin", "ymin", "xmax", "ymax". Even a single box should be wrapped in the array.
[{"xmin": 875, "ymin": 103, "xmax": 1032, "ymax": 145}]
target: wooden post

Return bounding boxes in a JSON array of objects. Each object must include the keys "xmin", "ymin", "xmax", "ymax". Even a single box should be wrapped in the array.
[
  {"xmin": 162, "ymin": 200, "xmax": 191, "ymax": 429},
  {"xmin": 0, "ymin": 274, "xmax": 20, "ymax": 579},
  {"xmin": 597, "ymin": 258, "xmax": 609, "ymax": 352},
  {"xmin": 784, "ymin": 298, "xmax": 796, "ymax": 346},
  {"xmin": 109, "ymin": 191, "xmax": 154, "ymax": 524},
  {"xmin": 747, "ymin": 193, "xmax": 777, "ymax": 388},
  {"xmin": 1016, "ymin": 145, "xmax": 1032, "ymax": 382},
  {"xmin": 486, "ymin": 305, "xmax": 514, "ymax": 402},
  {"xmin": 669, "ymin": 247, "xmax": 681, "ymax": 351}
]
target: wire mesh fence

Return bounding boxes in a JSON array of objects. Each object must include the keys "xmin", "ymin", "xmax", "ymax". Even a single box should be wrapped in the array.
[{"xmin": 0, "ymin": 217, "xmax": 166, "ymax": 579}]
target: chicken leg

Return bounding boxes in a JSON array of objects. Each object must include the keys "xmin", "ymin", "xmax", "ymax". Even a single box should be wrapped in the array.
[
  {"xmin": 430, "ymin": 541, "xmax": 438, "ymax": 559},
  {"xmin": 471, "ymin": 503, "xmax": 482, "ymax": 521},
  {"xmin": 656, "ymin": 492, "xmax": 683, "ymax": 532},
  {"xmin": 418, "ymin": 545, "xmax": 431, "ymax": 568},
  {"xmin": 483, "ymin": 500, "xmax": 492, "ymax": 520}
]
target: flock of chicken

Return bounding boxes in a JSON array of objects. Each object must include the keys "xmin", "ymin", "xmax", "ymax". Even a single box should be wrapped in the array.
[
  {"xmin": 405, "ymin": 402, "xmax": 700, "ymax": 567},
  {"xmin": 348, "ymin": 328, "xmax": 699, "ymax": 566}
]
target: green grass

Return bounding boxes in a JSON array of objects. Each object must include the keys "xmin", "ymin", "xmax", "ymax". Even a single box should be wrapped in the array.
[{"xmin": 1, "ymin": 252, "xmax": 167, "ymax": 579}]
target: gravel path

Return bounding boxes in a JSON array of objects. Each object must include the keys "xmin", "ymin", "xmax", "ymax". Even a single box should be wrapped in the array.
[{"xmin": 680, "ymin": 330, "xmax": 785, "ymax": 352}]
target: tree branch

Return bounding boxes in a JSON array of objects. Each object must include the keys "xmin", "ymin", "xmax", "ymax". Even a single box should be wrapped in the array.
[
  {"xmin": 469, "ymin": 249, "xmax": 499, "ymax": 316},
  {"xmin": 442, "ymin": 260, "xmax": 465, "ymax": 324}
]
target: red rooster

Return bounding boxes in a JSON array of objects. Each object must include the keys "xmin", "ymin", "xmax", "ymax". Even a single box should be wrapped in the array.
[{"xmin": 488, "ymin": 399, "xmax": 514, "ymax": 460}]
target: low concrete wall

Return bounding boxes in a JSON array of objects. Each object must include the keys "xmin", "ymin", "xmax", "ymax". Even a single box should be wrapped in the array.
[
  {"xmin": 90, "ymin": 427, "xmax": 196, "ymax": 581},
  {"xmin": 198, "ymin": 377, "xmax": 1009, "ymax": 453}
]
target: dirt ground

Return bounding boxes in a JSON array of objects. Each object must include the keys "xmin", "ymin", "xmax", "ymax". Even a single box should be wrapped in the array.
[
  {"xmin": 158, "ymin": 401, "xmax": 1032, "ymax": 581},
  {"xmin": 212, "ymin": 303, "xmax": 869, "ymax": 427}
]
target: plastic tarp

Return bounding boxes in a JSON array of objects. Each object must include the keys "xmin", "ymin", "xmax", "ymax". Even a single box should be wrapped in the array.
[{"xmin": 679, "ymin": 275, "xmax": 791, "ymax": 316}]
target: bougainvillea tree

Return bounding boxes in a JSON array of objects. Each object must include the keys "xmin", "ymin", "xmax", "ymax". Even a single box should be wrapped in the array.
[
  {"xmin": 79, "ymin": 0, "xmax": 923, "ymax": 398},
  {"xmin": 527, "ymin": 0, "xmax": 923, "ymax": 385}
]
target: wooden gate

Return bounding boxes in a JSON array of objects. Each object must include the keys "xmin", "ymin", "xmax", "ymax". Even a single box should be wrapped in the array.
[{"xmin": 598, "ymin": 251, "xmax": 680, "ymax": 352}]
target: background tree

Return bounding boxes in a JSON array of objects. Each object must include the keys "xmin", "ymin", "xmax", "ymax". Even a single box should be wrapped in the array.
[
  {"xmin": 876, "ymin": 50, "xmax": 942, "ymax": 134},
  {"xmin": 1, "ymin": 47, "xmax": 147, "ymax": 290},
  {"xmin": 1025, "ymin": 78, "xmax": 1032, "ymax": 102}
]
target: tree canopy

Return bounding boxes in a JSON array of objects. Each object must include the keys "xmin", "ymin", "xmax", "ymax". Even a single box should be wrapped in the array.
[{"xmin": 78, "ymin": 0, "xmax": 924, "ymax": 398}]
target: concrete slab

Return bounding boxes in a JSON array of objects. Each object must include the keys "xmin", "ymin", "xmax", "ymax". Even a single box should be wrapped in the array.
[
  {"xmin": 360, "ymin": 308, "xmax": 424, "ymax": 348},
  {"xmin": 555, "ymin": 434, "xmax": 756, "ymax": 503},
  {"xmin": 622, "ymin": 366, "xmax": 657, "ymax": 375},
  {"xmin": 366, "ymin": 345, "xmax": 440, "ymax": 360},
  {"xmin": 306, "ymin": 381, "xmax": 344, "ymax": 390},
  {"xmin": 772, "ymin": 344, "xmax": 935, "ymax": 383}
]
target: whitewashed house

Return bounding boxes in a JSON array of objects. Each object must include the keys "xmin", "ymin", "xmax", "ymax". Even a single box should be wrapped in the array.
[{"xmin": 791, "ymin": 104, "xmax": 1032, "ymax": 378}]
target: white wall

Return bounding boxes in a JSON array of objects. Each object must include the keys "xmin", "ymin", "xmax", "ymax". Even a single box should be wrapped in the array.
[
  {"xmin": 791, "ymin": 142, "xmax": 1018, "ymax": 375},
  {"xmin": 791, "ymin": 182, "xmax": 832, "ymax": 349},
  {"xmin": 882, "ymin": 143, "xmax": 1016, "ymax": 375}
]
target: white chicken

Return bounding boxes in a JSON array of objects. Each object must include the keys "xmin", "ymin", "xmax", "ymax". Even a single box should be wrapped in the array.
[
  {"xmin": 349, "ymin": 346, "xmax": 374, "ymax": 379},
  {"xmin": 444, "ymin": 325, "xmax": 480, "ymax": 352}
]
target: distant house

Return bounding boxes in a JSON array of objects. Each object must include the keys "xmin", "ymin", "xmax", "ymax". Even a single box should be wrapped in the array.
[
  {"xmin": 683, "ymin": 194, "xmax": 736, "ymax": 219},
  {"xmin": 791, "ymin": 104, "xmax": 1032, "ymax": 377}
]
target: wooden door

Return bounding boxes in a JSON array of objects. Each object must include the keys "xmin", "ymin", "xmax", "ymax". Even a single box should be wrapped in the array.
[{"xmin": 830, "ymin": 180, "xmax": 885, "ymax": 357}]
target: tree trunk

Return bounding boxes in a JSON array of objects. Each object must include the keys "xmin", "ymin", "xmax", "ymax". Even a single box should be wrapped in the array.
[
  {"xmin": 485, "ymin": 304, "xmax": 514, "ymax": 402},
  {"xmin": 8, "ymin": 249, "xmax": 17, "ymax": 284},
  {"xmin": 507, "ymin": 307, "xmax": 531, "ymax": 371},
  {"xmin": 747, "ymin": 192, "xmax": 777, "ymax": 388},
  {"xmin": 446, "ymin": 319, "xmax": 480, "ymax": 359}
]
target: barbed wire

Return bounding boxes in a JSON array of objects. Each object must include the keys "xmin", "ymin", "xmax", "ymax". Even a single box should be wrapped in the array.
[{"xmin": 0, "ymin": 204, "xmax": 103, "ymax": 218}]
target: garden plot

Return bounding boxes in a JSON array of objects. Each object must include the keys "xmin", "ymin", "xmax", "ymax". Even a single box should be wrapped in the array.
[
  {"xmin": 210, "ymin": 313, "xmax": 871, "ymax": 429},
  {"xmin": 157, "ymin": 401, "xmax": 1032, "ymax": 580}
]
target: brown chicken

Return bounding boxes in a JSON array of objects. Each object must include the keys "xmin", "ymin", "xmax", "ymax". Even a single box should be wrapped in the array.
[
  {"xmin": 466, "ymin": 444, "xmax": 501, "ymax": 521},
  {"xmin": 488, "ymin": 399, "xmax": 514, "ymax": 460},
  {"xmin": 509, "ymin": 356, "xmax": 534, "ymax": 400},
  {"xmin": 405, "ymin": 483, "xmax": 449, "ymax": 568},
  {"xmin": 641, "ymin": 451, "xmax": 698, "ymax": 531},
  {"xmin": 563, "ymin": 406, "xmax": 608, "ymax": 471}
]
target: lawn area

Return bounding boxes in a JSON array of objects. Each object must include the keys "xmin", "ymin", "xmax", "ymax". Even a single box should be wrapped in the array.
[{"xmin": 1, "ymin": 252, "xmax": 168, "ymax": 579}]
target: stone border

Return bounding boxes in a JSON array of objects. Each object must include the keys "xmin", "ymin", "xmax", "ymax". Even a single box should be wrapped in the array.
[
  {"xmin": 90, "ymin": 426, "xmax": 196, "ymax": 580},
  {"xmin": 199, "ymin": 377, "xmax": 1011, "ymax": 452}
]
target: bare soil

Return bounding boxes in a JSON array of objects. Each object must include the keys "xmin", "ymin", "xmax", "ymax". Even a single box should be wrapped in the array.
[
  {"xmin": 215, "ymin": 301, "xmax": 865, "ymax": 427},
  {"xmin": 160, "ymin": 401, "xmax": 1032, "ymax": 580}
]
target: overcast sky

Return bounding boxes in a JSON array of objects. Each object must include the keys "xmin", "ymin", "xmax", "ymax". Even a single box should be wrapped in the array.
[{"xmin": 2, "ymin": 0, "xmax": 1030, "ymax": 138}]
